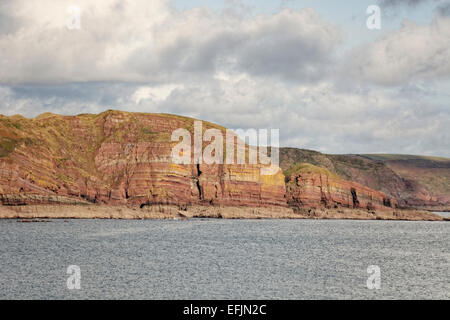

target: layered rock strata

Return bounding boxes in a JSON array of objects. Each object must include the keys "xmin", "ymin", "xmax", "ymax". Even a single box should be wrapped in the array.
[
  {"xmin": 0, "ymin": 111, "xmax": 286, "ymax": 208},
  {"xmin": 285, "ymin": 163, "xmax": 397, "ymax": 211},
  {"xmin": 1, "ymin": 111, "xmax": 445, "ymax": 221}
]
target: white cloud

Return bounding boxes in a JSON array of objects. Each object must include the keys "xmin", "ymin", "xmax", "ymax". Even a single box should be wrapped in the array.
[
  {"xmin": 0, "ymin": 1, "xmax": 340, "ymax": 85},
  {"xmin": 1, "ymin": 75, "xmax": 449, "ymax": 157},
  {"xmin": 344, "ymin": 14, "xmax": 450, "ymax": 85},
  {"xmin": 132, "ymin": 84, "xmax": 181, "ymax": 104}
]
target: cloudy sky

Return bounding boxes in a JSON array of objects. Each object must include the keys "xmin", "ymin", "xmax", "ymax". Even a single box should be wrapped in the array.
[{"xmin": 0, "ymin": 0, "xmax": 449, "ymax": 156}]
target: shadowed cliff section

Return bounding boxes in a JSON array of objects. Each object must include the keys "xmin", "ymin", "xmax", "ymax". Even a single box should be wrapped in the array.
[
  {"xmin": 361, "ymin": 154, "xmax": 450, "ymax": 210},
  {"xmin": 284, "ymin": 163, "xmax": 397, "ymax": 211},
  {"xmin": 0, "ymin": 111, "xmax": 286, "ymax": 208},
  {"xmin": 279, "ymin": 148, "xmax": 450, "ymax": 211}
]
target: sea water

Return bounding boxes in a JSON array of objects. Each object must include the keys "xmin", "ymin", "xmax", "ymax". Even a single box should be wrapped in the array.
[{"xmin": 0, "ymin": 218, "xmax": 448, "ymax": 299}]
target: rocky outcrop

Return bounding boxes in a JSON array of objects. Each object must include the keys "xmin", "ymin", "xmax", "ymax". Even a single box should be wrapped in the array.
[
  {"xmin": 0, "ymin": 111, "xmax": 286, "ymax": 208},
  {"xmin": 364, "ymin": 155, "xmax": 450, "ymax": 210},
  {"xmin": 0, "ymin": 194, "xmax": 90, "ymax": 206},
  {"xmin": 279, "ymin": 148, "xmax": 450, "ymax": 211},
  {"xmin": 285, "ymin": 163, "xmax": 397, "ymax": 211},
  {"xmin": 0, "ymin": 204, "xmax": 443, "ymax": 221}
]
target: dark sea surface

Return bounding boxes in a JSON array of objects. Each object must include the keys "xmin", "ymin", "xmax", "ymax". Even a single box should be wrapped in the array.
[{"xmin": 0, "ymin": 218, "xmax": 448, "ymax": 299}]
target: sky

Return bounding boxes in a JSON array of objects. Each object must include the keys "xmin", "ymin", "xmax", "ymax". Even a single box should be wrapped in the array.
[{"xmin": 0, "ymin": 0, "xmax": 449, "ymax": 157}]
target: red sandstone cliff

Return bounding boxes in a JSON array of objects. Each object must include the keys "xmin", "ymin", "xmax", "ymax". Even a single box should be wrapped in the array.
[
  {"xmin": 0, "ymin": 111, "xmax": 286, "ymax": 208},
  {"xmin": 285, "ymin": 163, "xmax": 397, "ymax": 211},
  {"xmin": 279, "ymin": 148, "xmax": 450, "ymax": 211},
  {"xmin": 1, "ymin": 111, "xmax": 444, "ymax": 219}
]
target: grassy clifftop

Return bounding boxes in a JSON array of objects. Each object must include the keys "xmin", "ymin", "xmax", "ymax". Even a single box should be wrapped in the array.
[{"xmin": 283, "ymin": 162, "xmax": 339, "ymax": 179}]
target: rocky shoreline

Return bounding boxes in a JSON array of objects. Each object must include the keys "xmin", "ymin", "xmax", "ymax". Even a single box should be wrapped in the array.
[{"xmin": 0, "ymin": 204, "xmax": 445, "ymax": 221}]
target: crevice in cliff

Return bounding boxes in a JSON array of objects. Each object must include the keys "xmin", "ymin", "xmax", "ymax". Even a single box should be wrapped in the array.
[
  {"xmin": 196, "ymin": 180, "xmax": 202, "ymax": 200},
  {"xmin": 195, "ymin": 163, "xmax": 203, "ymax": 200},
  {"xmin": 80, "ymin": 193, "xmax": 97, "ymax": 204},
  {"xmin": 351, "ymin": 187, "xmax": 359, "ymax": 208},
  {"xmin": 319, "ymin": 174, "xmax": 328, "ymax": 207},
  {"xmin": 218, "ymin": 164, "xmax": 225, "ymax": 197}
]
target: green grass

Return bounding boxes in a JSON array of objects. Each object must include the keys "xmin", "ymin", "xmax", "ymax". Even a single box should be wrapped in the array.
[
  {"xmin": 283, "ymin": 162, "xmax": 340, "ymax": 179},
  {"xmin": 55, "ymin": 173, "xmax": 74, "ymax": 183},
  {"xmin": 138, "ymin": 128, "xmax": 172, "ymax": 142},
  {"xmin": 34, "ymin": 112, "xmax": 59, "ymax": 120},
  {"xmin": 0, "ymin": 137, "xmax": 18, "ymax": 157},
  {"xmin": 0, "ymin": 118, "xmax": 23, "ymax": 130}
]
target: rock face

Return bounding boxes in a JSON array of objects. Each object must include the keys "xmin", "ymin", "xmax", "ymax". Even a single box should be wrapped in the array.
[
  {"xmin": 2, "ymin": 111, "xmax": 444, "ymax": 215},
  {"xmin": 0, "ymin": 111, "xmax": 286, "ymax": 208},
  {"xmin": 362, "ymin": 155, "xmax": 450, "ymax": 210},
  {"xmin": 285, "ymin": 163, "xmax": 397, "ymax": 211},
  {"xmin": 279, "ymin": 148, "xmax": 450, "ymax": 210}
]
